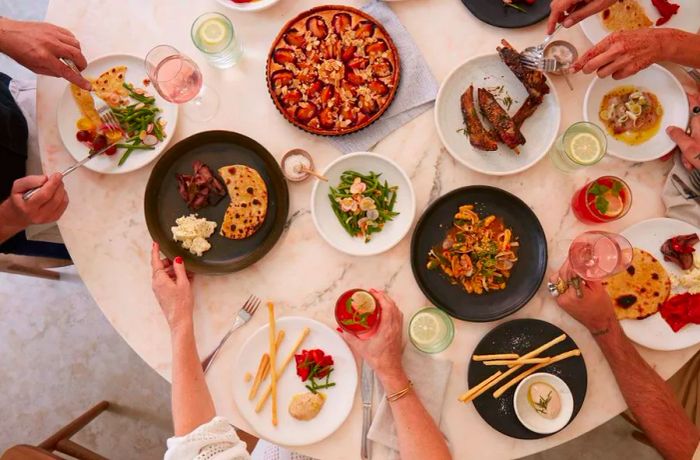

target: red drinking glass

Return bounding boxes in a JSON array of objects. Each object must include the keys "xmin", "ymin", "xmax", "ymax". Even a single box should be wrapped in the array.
[
  {"xmin": 571, "ymin": 176, "xmax": 632, "ymax": 224},
  {"xmin": 335, "ymin": 289, "xmax": 381, "ymax": 339}
]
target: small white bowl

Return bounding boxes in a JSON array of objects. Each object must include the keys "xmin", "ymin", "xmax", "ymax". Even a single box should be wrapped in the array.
[
  {"xmin": 311, "ymin": 152, "xmax": 416, "ymax": 257},
  {"xmin": 215, "ymin": 0, "xmax": 280, "ymax": 12},
  {"xmin": 513, "ymin": 373, "xmax": 574, "ymax": 434}
]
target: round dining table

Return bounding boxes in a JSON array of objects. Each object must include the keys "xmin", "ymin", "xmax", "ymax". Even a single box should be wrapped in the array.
[{"xmin": 38, "ymin": 0, "xmax": 699, "ymax": 458}]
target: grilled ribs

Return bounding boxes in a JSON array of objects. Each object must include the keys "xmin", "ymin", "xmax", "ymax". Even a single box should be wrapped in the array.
[
  {"xmin": 460, "ymin": 85, "xmax": 498, "ymax": 151},
  {"xmin": 497, "ymin": 39, "xmax": 550, "ymax": 101},
  {"xmin": 477, "ymin": 87, "xmax": 525, "ymax": 152}
]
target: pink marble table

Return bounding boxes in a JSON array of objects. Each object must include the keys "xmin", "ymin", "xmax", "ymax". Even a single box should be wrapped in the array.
[{"xmin": 38, "ymin": 1, "xmax": 699, "ymax": 458}]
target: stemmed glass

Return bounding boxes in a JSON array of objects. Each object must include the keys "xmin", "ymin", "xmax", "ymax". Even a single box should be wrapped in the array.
[
  {"xmin": 567, "ymin": 231, "xmax": 633, "ymax": 281},
  {"xmin": 145, "ymin": 45, "xmax": 219, "ymax": 121}
]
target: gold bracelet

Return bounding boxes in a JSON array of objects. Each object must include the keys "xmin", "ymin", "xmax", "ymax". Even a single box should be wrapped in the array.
[{"xmin": 386, "ymin": 380, "xmax": 413, "ymax": 402}]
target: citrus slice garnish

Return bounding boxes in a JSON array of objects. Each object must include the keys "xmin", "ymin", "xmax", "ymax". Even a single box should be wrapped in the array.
[
  {"xmin": 602, "ymin": 191, "xmax": 624, "ymax": 217},
  {"xmin": 199, "ymin": 19, "xmax": 227, "ymax": 45},
  {"xmin": 349, "ymin": 290, "xmax": 376, "ymax": 315},
  {"xmin": 409, "ymin": 311, "xmax": 442, "ymax": 346},
  {"xmin": 569, "ymin": 132, "xmax": 602, "ymax": 164}
]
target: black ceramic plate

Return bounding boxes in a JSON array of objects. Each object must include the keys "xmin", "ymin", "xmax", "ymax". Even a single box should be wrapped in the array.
[
  {"xmin": 410, "ymin": 186, "xmax": 547, "ymax": 322},
  {"xmin": 144, "ymin": 130, "xmax": 289, "ymax": 274},
  {"xmin": 468, "ymin": 319, "xmax": 587, "ymax": 439},
  {"xmin": 461, "ymin": 0, "xmax": 550, "ymax": 28}
]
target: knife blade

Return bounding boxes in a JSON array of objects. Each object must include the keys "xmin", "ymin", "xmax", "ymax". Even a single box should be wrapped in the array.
[
  {"xmin": 671, "ymin": 173, "xmax": 700, "ymax": 203},
  {"xmin": 22, "ymin": 143, "xmax": 112, "ymax": 201},
  {"xmin": 361, "ymin": 361, "xmax": 374, "ymax": 460}
]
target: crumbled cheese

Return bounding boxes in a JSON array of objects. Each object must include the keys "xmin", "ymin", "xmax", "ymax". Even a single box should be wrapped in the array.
[{"xmin": 171, "ymin": 214, "xmax": 216, "ymax": 257}]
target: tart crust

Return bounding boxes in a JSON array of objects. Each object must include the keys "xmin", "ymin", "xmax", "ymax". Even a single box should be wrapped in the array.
[{"xmin": 267, "ymin": 5, "xmax": 401, "ymax": 136}]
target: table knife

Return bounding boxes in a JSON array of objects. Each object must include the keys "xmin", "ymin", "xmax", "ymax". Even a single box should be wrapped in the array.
[
  {"xmin": 22, "ymin": 144, "xmax": 111, "ymax": 201},
  {"xmin": 671, "ymin": 173, "xmax": 700, "ymax": 204},
  {"xmin": 361, "ymin": 361, "xmax": 374, "ymax": 460}
]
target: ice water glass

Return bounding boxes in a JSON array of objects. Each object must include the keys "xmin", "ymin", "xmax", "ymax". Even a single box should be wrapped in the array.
[
  {"xmin": 191, "ymin": 12, "xmax": 243, "ymax": 69},
  {"xmin": 550, "ymin": 121, "xmax": 607, "ymax": 172}
]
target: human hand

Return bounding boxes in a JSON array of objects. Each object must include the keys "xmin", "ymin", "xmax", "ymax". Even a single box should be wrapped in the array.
[
  {"xmin": 547, "ymin": 0, "xmax": 616, "ymax": 35},
  {"xmin": 549, "ymin": 262, "xmax": 616, "ymax": 333},
  {"xmin": 571, "ymin": 28, "xmax": 666, "ymax": 79},
  {"xmin": 151, "ymin": 242, "xmax": 195, "ymax": 333},
  {"xmin": 0, "ymin": 18, "xmax": 90, "ymax": 90},
  {"xmin": 340, "ymin": 289, "xmax": 405, "ymax": 380},
  {"xmin": 667, "ymin": 93, "xmax": 700, "ymax": 170},
  {"xmin": 0, "ymin": 174, "xmax": 68, "ymax": 231}
]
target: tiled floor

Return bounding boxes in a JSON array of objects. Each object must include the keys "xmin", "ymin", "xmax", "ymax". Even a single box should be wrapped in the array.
[{"xmin": 0, "ymin": 1, "xmax": 665, "ymax": 459}]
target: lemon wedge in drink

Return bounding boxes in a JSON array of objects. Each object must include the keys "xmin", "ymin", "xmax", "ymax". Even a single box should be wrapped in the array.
[
  {"xmin": 409, "ymin": 311, "xmax": 444, "ymax": 346},
  {"xmin": 349, "ymin": 290, "xmax": 376, "ymax": 315},
  {"xmin": 198, "ymin": 18, "xmax": 227, "ymax": 46},
  {"xmin": 568, "ymin": 132, "xmax": 602, "ymax": 164}
]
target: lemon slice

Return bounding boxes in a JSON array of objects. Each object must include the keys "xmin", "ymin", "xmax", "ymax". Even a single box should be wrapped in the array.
[
  {"xmin": 349, "ymin": 290, "xmax": 376, "ymax": 315},
  {"xmin": 199, "ymin": 19, "xmax": 227, "ymax": 45},
  {"xmin": 409, "ymin": 311, "xmax": 443, "ymax": 346},
  {"xmin": 569, "ymin": 132, "xmax": 602, "ymax": 164},
  {"xmin": 602, "ymin": 191, "xmax": 624, "ymax": 217}
]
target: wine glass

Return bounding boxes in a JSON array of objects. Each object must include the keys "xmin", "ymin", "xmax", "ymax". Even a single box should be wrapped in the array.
[
  {"xmin": 145, "ymin": 45, "xmax": 219, "ymax": 121},
  {"xmin": 567, "ymin": 231, "xmax": 633, "ymax": 281}
]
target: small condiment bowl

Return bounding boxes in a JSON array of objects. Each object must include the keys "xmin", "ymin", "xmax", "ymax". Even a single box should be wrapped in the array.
[
  {"xmin": 513, "ymin": 372, "xmax": 574, "ymax": 434},
  {"xmin": 543, "ymin": 40, "xmax": 578, "ymax": 75},
  {"xmin": 281, "ymin": 148, "xmax": 314, "ymax": 182}
]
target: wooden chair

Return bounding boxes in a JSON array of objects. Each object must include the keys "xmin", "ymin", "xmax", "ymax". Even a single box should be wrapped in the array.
[
  {"xmin": 0, "ymin": 253, "xmax": 72, "ymax": 280},
  {"xmin": 1, "ymin": 401, "xmax": 110, "ymax": 460}
]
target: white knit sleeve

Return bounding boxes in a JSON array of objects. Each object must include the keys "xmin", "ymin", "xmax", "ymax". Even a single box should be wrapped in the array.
[{"xmin": 164, "ymin": 417, "xmax": 251, "ymax": 460}]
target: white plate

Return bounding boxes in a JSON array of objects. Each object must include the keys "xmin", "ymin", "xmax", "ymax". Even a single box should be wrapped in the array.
[
  {"xmin": 232, "ymin": 316, "xmax": 357, "ymax": 446},
  {"xmin": 434, "ymin": 54, "xmax": 561, "ymax": 176},
  {"xmin": 57, "ymin": 54, "xmax": 178, "ymax": 175},
  {"xmin": 311, "ymin": 152, "xmax": 416, "ymax": 256},
  {"xmin": 580, "ymin": 0, "xmax": 700, "ymax": 45},
  {"xmin": 514, "ymin": 373, "xmax": 574, "ymax": 434},
  {"xmin": 215, "ymin": 0, "xmax": 280, "ymax": 12},
  {"xmin": 620, "ymin": 217, "xmax": 700, "ymax": 351},
  {"xmin": 583, "ymin": 64, "xmax": 687, "ymax": 162}
]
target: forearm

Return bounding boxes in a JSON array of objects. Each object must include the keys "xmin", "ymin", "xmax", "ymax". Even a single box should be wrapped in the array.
[
  {"xmin": 0, "ymin": 200, "xmax": 24, "ymax": 244},
  {"xmin": 170, "ymin": 322, "xmax": 216, "ymax": 436},
  {"xmin": 658, "ymin": 29, "xmax": 700, "ymax": 69},
  {"xmin": 378, "ymin": 369, "xmax": 451, "ymax": 460},
  {"xmin": 595, "ymin": 320, "xmax": 699, "ymax": 459}
]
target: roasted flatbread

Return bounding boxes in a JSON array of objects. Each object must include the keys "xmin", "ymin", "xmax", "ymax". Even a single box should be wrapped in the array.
[
  {"xmin": 603, "ymin": 248, "xmax": 671, "ymax": 320},
  {"xmin": 93, "ymin": 66, "xmax": 128, "ymax": 107},
  {"xmin": 218, "ymin": 165, "xmax": 268, "ymax": 240},
  {"xmin": 601, "ymin": 0, "xmax": 652, "ymax": 32},
  {"xmin": 70, "ymin": 84, "xmax": 103, "ymax": 129}
]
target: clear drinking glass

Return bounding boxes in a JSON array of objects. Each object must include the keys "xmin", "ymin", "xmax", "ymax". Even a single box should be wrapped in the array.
[
  {"xmin": 145, "ymin": 45, "xmax": 219, "ymax": 121},
  {"xmin": 408, "ymin": 307, "xmax": 454, "ymax": 354},
  {"xmin": 550, "ymin": 121, "xmax": 607, "ymax": 172},
  {"xmin": 568, "ymin": 231, "xmax": 633, "ymax": 281},
  {"xmin": 191, "ymin": 12, "xmax": 243, "ymax": 69}
]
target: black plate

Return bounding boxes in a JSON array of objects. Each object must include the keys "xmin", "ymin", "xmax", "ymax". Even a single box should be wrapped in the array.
[
  {"xmin": 411, "ymin": 186, "xmax": 547, "ymax": 322},
  {"xmin": 461, "ymin": 0, "xmax": 550, "ymax": 28},
  {"xmin": 468, "ymin": 319, "xmax": 587, "ymax": 439},
  {"xmin": 144, "ymin": 130, "xmax": 289, "ymax": 274}
]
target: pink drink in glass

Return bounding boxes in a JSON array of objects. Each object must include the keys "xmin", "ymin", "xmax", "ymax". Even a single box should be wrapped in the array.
[
  {"xmin": 568, "ymin": 231, "xmax": 633, "ymax": 280},
  {"xmin": 153, "ymin": 56, "xmax": 203, "ymax": 104}
]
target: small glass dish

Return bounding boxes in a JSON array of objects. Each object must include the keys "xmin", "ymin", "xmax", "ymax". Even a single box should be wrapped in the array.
[{"xmin": 281, "ymin": 149, "xmax": 314, "ymax": 182}]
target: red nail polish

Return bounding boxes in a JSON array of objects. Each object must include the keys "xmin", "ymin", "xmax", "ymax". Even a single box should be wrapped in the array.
[{"xmin": 174, "ymin": 256, "xmax": 183, "ymax": 264}]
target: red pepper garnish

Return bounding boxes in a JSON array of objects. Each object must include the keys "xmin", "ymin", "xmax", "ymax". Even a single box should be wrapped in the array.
[
  {"xmin": 294, "ymin": 349, "xmax": 336, "ymax": 392},
  {"xmin": 660, "ymin": 293, "xmax": 700, "ymax": 332},
  {"xmin": 651, "ymin": 0, "xmax": 680, "ymax": 26}
]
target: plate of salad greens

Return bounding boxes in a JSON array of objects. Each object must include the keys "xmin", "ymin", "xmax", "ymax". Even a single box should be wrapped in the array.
[
  {"xmin": 311, "ymin": 152, "xmax": 415, "ymax": 256},
  {"xmin": 57, "ymin": 54, "xmax": 178, "ymax": 174}
]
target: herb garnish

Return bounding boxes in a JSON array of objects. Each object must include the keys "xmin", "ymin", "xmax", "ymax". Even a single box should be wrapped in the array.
[
  {"xmin": 533, "ymin": 391, "xmax": 553, "ymax": 415},
  {"xmin": 589, "ymin": 180, "xmax": 623, "ymax": 215}
]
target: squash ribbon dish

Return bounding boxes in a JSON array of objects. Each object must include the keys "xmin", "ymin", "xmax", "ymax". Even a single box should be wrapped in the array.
[{"xmin": 427, "ymin": 205, "xmax": 519, "ymax": 294}]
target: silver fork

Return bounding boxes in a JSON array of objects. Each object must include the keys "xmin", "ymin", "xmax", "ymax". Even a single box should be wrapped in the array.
[
  {"xmin": 520, "ymin": 23, "xmax": 562, "ymax": 68},
  {"xmin": 520, "ymin": 55, "xmax": 559, "ymax": 73},
  {"xmin": 23, "ymin": 60, "xmax": 123, "ymax": 201},
  {"xmin": 202, "ymin": 295, "xmax": 261, "ymax": 374}
]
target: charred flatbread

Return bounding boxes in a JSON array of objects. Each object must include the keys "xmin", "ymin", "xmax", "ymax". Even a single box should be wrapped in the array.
[
  {"xmin": 603, "ymin": 248, "xmax": 671, "ymax": 320},
  {"xmin": 601, "ymin": 0, "xmax": 652, "ymax": 32},
  {"xmin": 218, "ymin": 165, "xmax": 268, "ymax": 240},
  {"xmin": 93, "ymin": 66, "xmax": 128, "ymax": 107}
]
